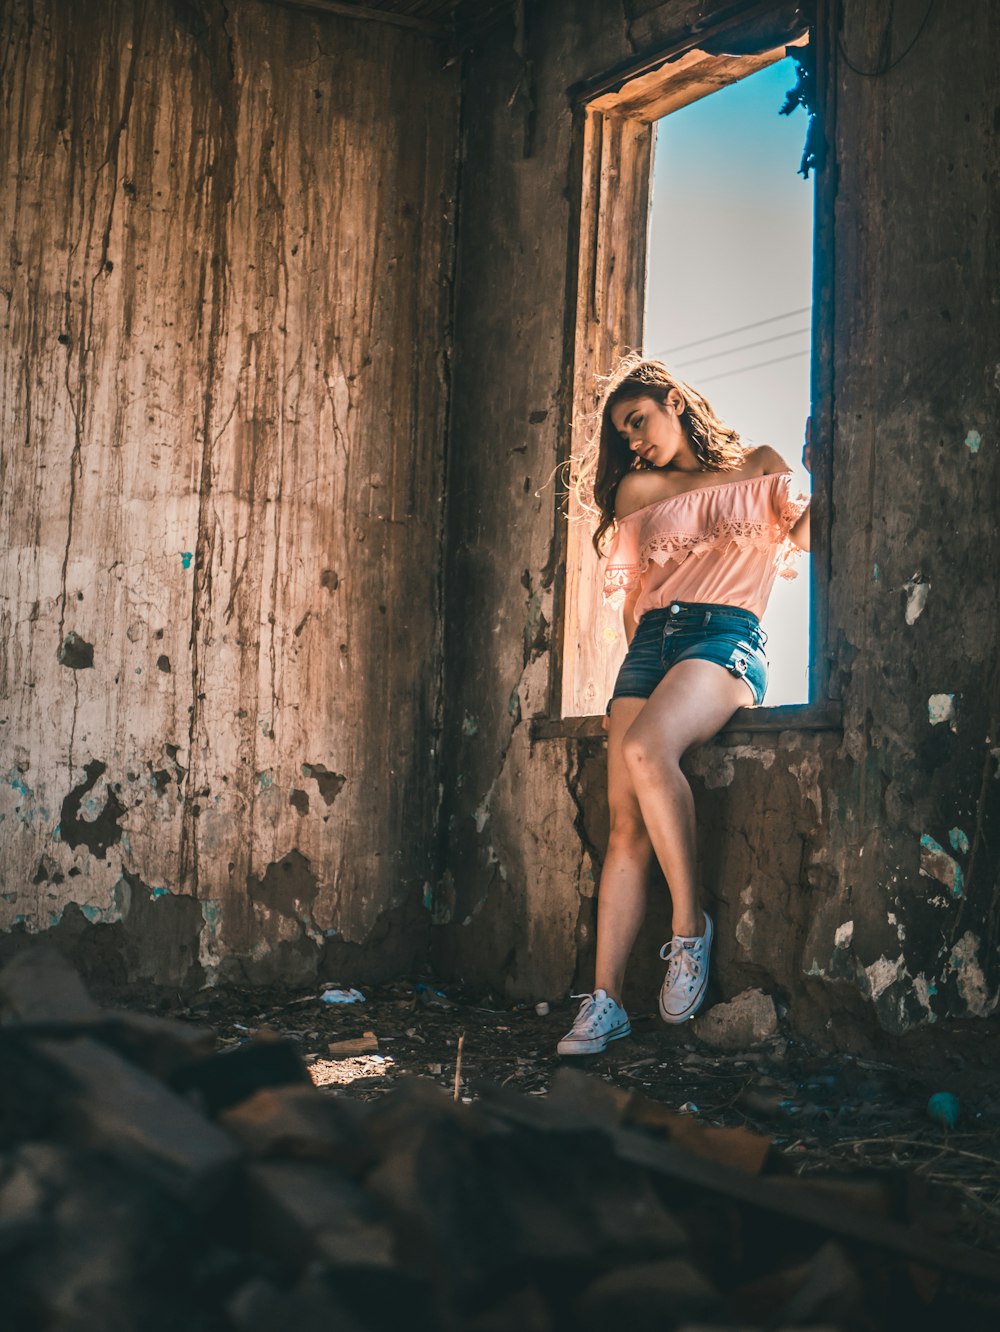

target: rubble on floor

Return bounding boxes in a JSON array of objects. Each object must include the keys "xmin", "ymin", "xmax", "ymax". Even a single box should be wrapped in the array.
[{"xmin": 2, "ymin": 948, "xmax": 1000, "ymax": 1331}]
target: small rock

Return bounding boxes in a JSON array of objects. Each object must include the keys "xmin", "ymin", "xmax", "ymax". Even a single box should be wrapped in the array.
[
  {"xmin": 534, "ymin": 1002, "xmax": 550, "ymax": 1017},
  {"xmin": 694, "ymin": 988, "xmax": 780, "ymax": 1050}
]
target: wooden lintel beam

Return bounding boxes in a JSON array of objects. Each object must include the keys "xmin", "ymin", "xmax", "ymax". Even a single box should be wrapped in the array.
[{"xmin": 259, "ymin": 0, "xmax": 450, "ymax": 37}]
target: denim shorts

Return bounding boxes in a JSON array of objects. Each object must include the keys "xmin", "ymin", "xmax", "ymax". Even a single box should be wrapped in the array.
[{"xmin": 609, "ymin": 601, "xmax": 769, "ymax": 710}]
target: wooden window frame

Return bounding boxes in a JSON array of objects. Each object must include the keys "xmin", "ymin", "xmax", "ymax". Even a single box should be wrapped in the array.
[{"xmin": 535, "ymin": 4, "xmax": 840, "ymax": 741}]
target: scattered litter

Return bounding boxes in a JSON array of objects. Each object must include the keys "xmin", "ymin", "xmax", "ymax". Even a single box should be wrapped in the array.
[
  {"xmin": 319, "ymin": 986, "xmax": 366, "ymax": 1005},
  {"xmin": 927, "ymin": 1091, "xmax": 961, "ymax": 1130},
  {"xmin": 678, "ymin": 1101, "xmax": 699, "ymax": 1114},
  {"xmin": 415, "ymin": 982, "xmax": 456, "ymax": 1011},
  {"xmin": 534, "ymin": 1001, "xmax": 550, "ymax": 1016}
]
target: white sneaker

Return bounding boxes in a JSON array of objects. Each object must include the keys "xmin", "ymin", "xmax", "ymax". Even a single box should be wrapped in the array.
[
  {"xmin": 658, "ymin": 912, "xmax": 714, "ymax": 1023},
  {"xmin": 556, "ymin": 989, "xmax": 631, "ymax": 1056}
]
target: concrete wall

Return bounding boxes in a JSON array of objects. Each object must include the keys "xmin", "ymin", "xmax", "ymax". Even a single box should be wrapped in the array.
[
  {"xmin": 437, "ymin": 0, "xmax": 1000, "ymax": 1042},
  {"xmin": 4, "ymin": 0, "xmax": 998, "ymax": 1040},
  {"xmin": 0, "ymin": 0, "xmax": 458, "ymax": 988}
]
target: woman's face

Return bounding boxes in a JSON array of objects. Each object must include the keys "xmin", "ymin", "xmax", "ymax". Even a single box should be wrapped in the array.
[{"xmin": 610, "ymin": 389, "xmax": 688, "ymax": 469}]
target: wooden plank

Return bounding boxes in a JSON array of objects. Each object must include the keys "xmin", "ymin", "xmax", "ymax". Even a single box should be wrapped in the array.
[
  {"xmin": 477, "ymin": 1079, "xmax": 1000, "ymax": 1286},
  {"xmin": 562, "ymin": 110, "xmax": 653, "ymax": 718},
  {"xmin": 587, "ymin": 46, "xmax": 785, "ymax": 122}
]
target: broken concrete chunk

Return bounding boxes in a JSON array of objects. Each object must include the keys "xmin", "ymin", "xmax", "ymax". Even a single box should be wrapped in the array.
[
  {"xmin": 219, "ymin": 1084, "xmax": 372, "ymax": 1171},
  {"xmin": 227, "ymin": 1275, "xmax": 368, "ymax": 1332},
  {"xmin": 35, "ymin": 1037, "xmax": 240, "ymax": 1202},
  {"xmin": 0, "ymin": 947, "xmax": 102, "ymax": 1027},
  {"xmin": 244, "ymin": 1160, "xmax": 395, "ymax": 1270},
  {"xmin": 694, "ymin": 988, "xmax": 780, "ymax": 1050},
  {"xmin": 576, "ymin": 1257, "xmax": 721, "ymax": 1329},
  {"xmin": 170, "ymin": 1036, "xmax": 313, "ymax": 1116},
  {"xmin": 97, "ymin": 1009, "xmax": 216, "ymax": 1078}
]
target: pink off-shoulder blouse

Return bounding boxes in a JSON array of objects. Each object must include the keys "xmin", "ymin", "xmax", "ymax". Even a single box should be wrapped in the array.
[{"xmin": 603, "ymin": 470, "xmax": 810, "ymax": 625}]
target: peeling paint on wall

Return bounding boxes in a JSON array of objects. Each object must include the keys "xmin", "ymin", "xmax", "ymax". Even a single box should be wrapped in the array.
[
  {"xmin": 865, "ymin": 954, "xmax": 903, "ymax": 1002},
  {"xmin": 948, "ymin": 827, "xmax": 970, "ymax": 854},
  {"xmin": 0, "ymin": 0, "xmax": 458, "ymax": 982},
  {"xmin": 948, "ymin": 932, "xmax": 998, "ymax": 1016},
  {"xmin": 902, "ymin": 574, "xmax": 929, "ymax": 624},
  {"xmin": 834, "ymin": 919, "xmax": 854, "ymax": 948},
  {"xmin": 919, "ymin": 833, "xmax": 964, "ymax": 897},
  {"xmin": 927, "ymin": 693, "xmax": 956, "ymax": 728}
]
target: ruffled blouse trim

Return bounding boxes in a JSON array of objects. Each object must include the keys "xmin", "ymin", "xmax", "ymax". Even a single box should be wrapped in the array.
[{"xmin": 602, "ymin": 472, "xmax": 809, "ymax": 606}]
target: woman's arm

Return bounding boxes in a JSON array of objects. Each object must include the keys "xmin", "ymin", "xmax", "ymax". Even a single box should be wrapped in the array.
[
  {"xmin": 789, "ymin": 504, "xmax": 810, "ymax": 551},
  {"xmin": 789, "ymin": 421, "xmax": 811, "ymax": 550},
  {"xmin": 758, "ymin": 442, "xmax": 811, "ymax": 550}
]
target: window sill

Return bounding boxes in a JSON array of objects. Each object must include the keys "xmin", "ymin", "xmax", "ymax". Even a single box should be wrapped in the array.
[{"xmin": 529, "ymin": 701, "xmax": 842, "ymax": 742}]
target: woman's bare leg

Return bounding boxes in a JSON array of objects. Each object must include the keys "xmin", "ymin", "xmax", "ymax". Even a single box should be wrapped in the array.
[
  {"xmin": 594, "ymin": 697, "xmax": 653, "ymax": 1004},
  {"xmin": 621, "ymin": 658, "xmax": 752, "ymax": 938}
]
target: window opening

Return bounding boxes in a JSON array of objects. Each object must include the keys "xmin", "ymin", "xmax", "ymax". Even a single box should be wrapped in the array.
[
  {"xmin": 558, "ymin": 32, "xmax": 820, "ymax": 723},
  {"xmin": 643, "ymin": 57, "xmax": 813, "ymax": 706}
]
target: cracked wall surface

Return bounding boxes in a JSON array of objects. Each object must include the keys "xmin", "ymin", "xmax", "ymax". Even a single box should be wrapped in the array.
[
  {"xmin": 0, "ymin": 0, "xmax": 458, "ymax": 987},
  {"xmin": 436, "ymin": 0, "xmax": 1000, "ymax": 1041}
]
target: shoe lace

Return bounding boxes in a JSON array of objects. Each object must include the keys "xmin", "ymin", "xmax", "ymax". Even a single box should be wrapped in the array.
[
  {"xmin": 568, "ymin": 991, "xmax": 611, "ymax": 1033},
  {"xmin": 659, "ymin": 939, "xmax": 701, "ymax": 985}
]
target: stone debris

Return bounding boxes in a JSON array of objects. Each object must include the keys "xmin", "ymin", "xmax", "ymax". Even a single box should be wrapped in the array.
[
  {"xmin": 1, "ymin": 948, "xmax": 999, "ymax": 1331},
  {"xmin": 694, "ymin": 987, "xmax": 781, "ymax": 1050}
]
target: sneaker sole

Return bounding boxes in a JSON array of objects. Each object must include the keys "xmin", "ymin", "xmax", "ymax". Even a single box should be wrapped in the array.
[
  {"xmin": 556, "ymin": 1020, "xmax": 631, "ymax": 1056},
  {"xmin": 659, "ymin": 916, "xmax": 713, "ymax": 1024}
]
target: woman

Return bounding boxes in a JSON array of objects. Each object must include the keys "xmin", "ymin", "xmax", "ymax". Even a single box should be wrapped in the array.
[{"xmin": 558, "ymin": 360, "xmax": 810, "ymax": 1056}]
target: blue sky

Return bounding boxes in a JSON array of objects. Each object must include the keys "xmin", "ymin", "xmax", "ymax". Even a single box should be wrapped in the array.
[{"xmin": 644, "ymin": 56, "xmax": 814, "ymax": 704}]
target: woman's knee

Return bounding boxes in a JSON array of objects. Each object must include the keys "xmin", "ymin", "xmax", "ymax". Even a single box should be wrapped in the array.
[
  {"xmin": 607, "ymin": 811, "xmax": 652, "ymax": 855},
  {"xmin": 621, "ymin": 725, "xmax": 681, "ymax": 780}
]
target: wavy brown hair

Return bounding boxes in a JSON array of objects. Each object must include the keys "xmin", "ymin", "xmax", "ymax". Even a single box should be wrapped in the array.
[{"xmin": 580, "ymin": 358, "xmax": 748, "ymax": 554}]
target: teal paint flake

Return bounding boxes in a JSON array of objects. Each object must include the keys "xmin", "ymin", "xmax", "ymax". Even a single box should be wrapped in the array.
[
  {"xmin": 965, "ymin": 429, "xmax": 982, "ymax": 453},
  {"xmin": 872, "ymin": 563, "xmax": 880, "ymax": 580},
  {"xmin": 949, "ymin": 827, "xmax": 970, "ymax": 855},
  {"xmin": 181, "ymin": 551, "xmax": 194, "ymax": 569},
  {"xmin": 80, "ymin": 904, "xmax": 105, "ymax": 922},
  {"xmin": 6, "ymin": 769, "xmax": 33, "ymax": 799},
  {"xmin": 461, "ymin": 714, "xmax": 478, "ymax": 736}
]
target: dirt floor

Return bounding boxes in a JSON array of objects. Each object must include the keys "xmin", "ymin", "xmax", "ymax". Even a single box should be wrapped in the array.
[{"xmin": 129, "ymin": 977, "xmax": 1000, "ymax": 1257}]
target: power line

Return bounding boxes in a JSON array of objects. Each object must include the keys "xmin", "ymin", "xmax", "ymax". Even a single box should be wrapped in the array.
[
  {"xmin": 697, "ymin": 349, "xmax": 810, "ymax": 385},
  {"xmin": 671, "ymin": 326, "xmax": 810, "ymax": 370},
  {"xmin": 657, "ymin": 307, "xmax": 811, "ymax": 356}
]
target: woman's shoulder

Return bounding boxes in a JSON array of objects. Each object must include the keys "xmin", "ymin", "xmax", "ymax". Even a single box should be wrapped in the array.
[
  {"xmin": 614, "ymin": 447, "xmax": 792, "ymax": 521},
  {"xmin": 614, "ymin": 469, "xmax": 672, "ymax": 520},
  {"xmin": 747, "ymin": 444, "xmax": 792, "ymax": 475}
]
